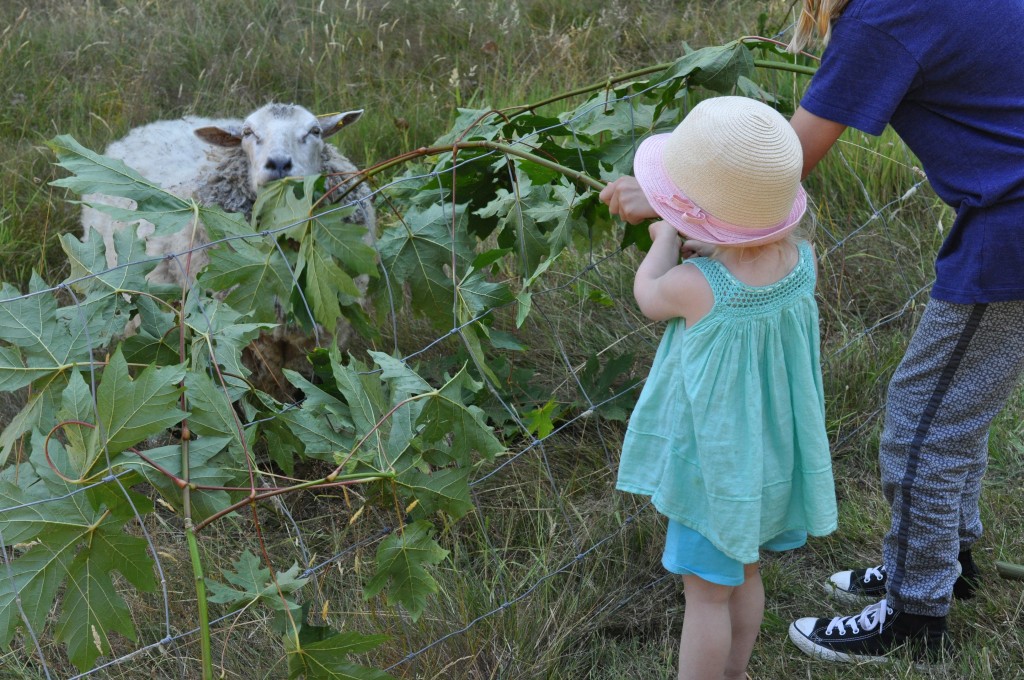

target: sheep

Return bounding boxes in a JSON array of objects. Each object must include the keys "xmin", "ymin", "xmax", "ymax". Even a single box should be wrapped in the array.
[
  {"xmin": 79, "ymin": 103, "xmax": 378, "ymax": 394},
  {"xmin": 81, "ymin": 103, "xmax": 375, "ymax": 288}
]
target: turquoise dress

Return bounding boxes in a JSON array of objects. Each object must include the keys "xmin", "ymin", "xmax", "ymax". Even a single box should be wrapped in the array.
[{"xmin": 617, "ymin": 241, "xmax": 837, "ymax": 565}]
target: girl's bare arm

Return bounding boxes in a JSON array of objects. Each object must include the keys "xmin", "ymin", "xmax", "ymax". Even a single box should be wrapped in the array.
[{"xmin": 634, "ymin": 221, "xmax": 713, "ymax": 322}]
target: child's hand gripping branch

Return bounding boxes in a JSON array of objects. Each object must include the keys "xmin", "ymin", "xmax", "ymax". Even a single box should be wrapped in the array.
[{"xmin": 600, "ymin": 176, "xmax": 658, "ymax": 224}]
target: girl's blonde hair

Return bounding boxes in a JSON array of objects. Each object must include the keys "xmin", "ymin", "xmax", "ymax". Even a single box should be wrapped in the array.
[{"xmin": 787, "ymin": 0, "xmax": 853, "ymax": 53}]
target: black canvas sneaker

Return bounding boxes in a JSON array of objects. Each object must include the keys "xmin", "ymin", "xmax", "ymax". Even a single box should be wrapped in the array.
[
  {"xmin": 789, "ymin": 599, "xmax": 949, "ymax": 665},
  {"xmin": 824, "ymin": 564, "xmax": 891, "ymax": 604},
  {"xmin": 824, "ymin": 550, "xmax": 978, "ymax": 604}
]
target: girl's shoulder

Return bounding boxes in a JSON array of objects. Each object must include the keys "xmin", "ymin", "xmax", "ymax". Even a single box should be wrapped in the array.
[{"xmin": 655, "ymin": 260, "xmax": 715, "ymax": 323}]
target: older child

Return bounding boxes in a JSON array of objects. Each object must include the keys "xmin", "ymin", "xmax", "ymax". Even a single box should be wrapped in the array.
[
  {"xmin": 610, "ymin": 96, "xmax": 837, "ymax": 680},
  {"xmin": 782, "ymin": 0, "xmax": 1024, "ymax": 664}
]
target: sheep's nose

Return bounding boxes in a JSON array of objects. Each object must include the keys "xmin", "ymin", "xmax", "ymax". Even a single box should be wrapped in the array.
[{"xmin": 264, "ymin": 156, "xmax": 293, "ymax": 178}]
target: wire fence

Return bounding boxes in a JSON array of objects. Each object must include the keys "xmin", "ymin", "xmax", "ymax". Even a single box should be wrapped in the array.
[{"xmin": 0, "ymin": 63, "xmax": 941, "ymax": 679}]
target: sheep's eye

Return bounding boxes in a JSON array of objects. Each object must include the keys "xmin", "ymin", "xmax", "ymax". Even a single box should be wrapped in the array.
[
  {"xmin": 308, "ymin": 126, "xmax": 322, "ymax": 138},
  {"xmin": 241, "ymin": 127, "xmax": 254, "ymax": 138}
]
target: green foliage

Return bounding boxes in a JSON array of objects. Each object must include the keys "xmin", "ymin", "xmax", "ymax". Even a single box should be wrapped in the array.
[
  {"xmin": 0, "ymin": 135, "xmax": 505, "ymax": 673},
  {"xmin": 207, "ymin": 550, "xmax": 310, "ymax": 632},
  {"xmin": 248, "ymin": 176, "xmax": 378, "ymax": 332},
  {"xmin": 0, "ymin": 273, "xmax": 132, "ymax": 463},
  {"xmin": 286, "ymin": 626, "xmax": 394, "ymax": 680},
  {"xmin": 93, "ymin": 349, "xmax": 186, "ymax": 459},
  {"xmin": 48, "ymin": 135, "xmax": 202, "ymax": 238},
  {"xmin": 386, "ymin": 39, "xmax": 789, "ymax": 292},
  {"xmin": 577, "ymin": 351, "xmax": 637, "ymax": 421},
  {"xmin": 209, "ymin": 552, "xmax": 396, "ymax": 679},
  {"xmin": 364, "ymin": 521, "xmax": 450, "ymax": 622},
  {"xmin": 0, "ymin": 464, "xmax": 156, "ymax": 672}
]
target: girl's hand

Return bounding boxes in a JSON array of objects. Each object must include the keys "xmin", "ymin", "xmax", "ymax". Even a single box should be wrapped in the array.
[
  {"xmin": 599, "ymin": 176, "xmax": 658, "ymax": 224},
  {"xmin": 648, "ymin": 220, "xmax": 680, "ymax": 243},
  {"xmin": 682, "ymin": 239, "xmax": 714, "ymax": 259}
]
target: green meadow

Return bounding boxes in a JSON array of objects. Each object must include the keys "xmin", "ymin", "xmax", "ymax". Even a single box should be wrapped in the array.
[{"xmin": 0, "ymin": 1, "xmax": 1021, "ymax": 678}]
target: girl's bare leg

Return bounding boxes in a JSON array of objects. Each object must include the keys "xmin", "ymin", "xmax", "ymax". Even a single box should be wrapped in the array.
[
  {"xmin": 724, "ymin": 563, "xmax": 763, "ymax": 680},
  {"xmin": 677, "ymin": 574, "xmax": 733, "ymax": 680}
]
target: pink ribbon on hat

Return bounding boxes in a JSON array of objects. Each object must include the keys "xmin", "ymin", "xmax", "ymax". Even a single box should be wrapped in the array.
[
  {"xmin": 657, "ymin": 193, "xmax": 710, "ymax": 225},
  {"xmin": 649, "ymin": 190, "xmax": 800, "ymax": 245}
]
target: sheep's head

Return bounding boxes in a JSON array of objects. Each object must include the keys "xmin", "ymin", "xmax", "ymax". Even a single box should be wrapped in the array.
[{"xmin": 193, "ymin": 103, "xmax": 363, "ymax": 193}]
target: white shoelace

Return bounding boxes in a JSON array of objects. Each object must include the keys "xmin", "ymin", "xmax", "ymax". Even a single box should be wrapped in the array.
[
  {"xmin": 862, "ymin": 565, "xmax": 885, "ymax": 583},
  {"xmin": 825, "ymin": 599, "xmax": 890, "ymax": 636}
]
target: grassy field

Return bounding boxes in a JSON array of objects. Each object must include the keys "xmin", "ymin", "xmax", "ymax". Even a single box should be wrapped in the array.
[{"xmin": 1, "ymin": 1, "xmax": 1022, "ymax": 679}]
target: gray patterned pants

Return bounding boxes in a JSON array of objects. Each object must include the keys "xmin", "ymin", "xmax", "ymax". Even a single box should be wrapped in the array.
[{"xmin": 881, "ymin": 298, "xmax": 1024, "ymax": 617}]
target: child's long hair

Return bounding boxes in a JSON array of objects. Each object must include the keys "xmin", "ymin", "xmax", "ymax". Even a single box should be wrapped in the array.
[{"xmin": 788, "ymin": 0, "xmax": 852, "ymax": 53}]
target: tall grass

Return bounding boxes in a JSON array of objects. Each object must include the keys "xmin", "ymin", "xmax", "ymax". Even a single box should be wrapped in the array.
[{"xmin": 1, "ymin": 1, "xmax": 1022, "ymax": 679}]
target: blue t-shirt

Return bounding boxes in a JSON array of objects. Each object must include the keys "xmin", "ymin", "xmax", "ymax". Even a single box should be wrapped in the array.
[{"xmin": 801, "ymin": 0, "xmax": 1024, "ymax": 303}]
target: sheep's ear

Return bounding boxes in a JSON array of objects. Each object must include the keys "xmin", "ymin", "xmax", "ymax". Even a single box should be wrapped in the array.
[
  {"xmin": 194, "ymin": 125, "xmax": 244, "ymax": 147},
  {"xmin": 318, "ymin": 110, "xmax": 363, "ymax": 139}
]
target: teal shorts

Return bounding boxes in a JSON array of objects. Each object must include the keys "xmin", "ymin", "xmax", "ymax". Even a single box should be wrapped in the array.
[{"xmin": 662, "ymin": 520, "xmax": 807, "ymax": 586}]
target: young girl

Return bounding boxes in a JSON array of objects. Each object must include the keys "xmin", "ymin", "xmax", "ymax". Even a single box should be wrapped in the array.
[{"xmin": 607, "ymin": 96, "xmax": 838, "ymax": 680}]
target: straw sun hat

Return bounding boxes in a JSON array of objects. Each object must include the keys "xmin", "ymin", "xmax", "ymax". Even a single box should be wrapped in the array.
[{"xmin": 633, "ymin": 96, "xmax": 807, "ymax": 246}]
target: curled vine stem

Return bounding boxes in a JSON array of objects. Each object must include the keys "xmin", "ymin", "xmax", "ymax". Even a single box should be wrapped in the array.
[{"xmin": 43, "ymin": 421, "xmax": 91, "ymax": 485}]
